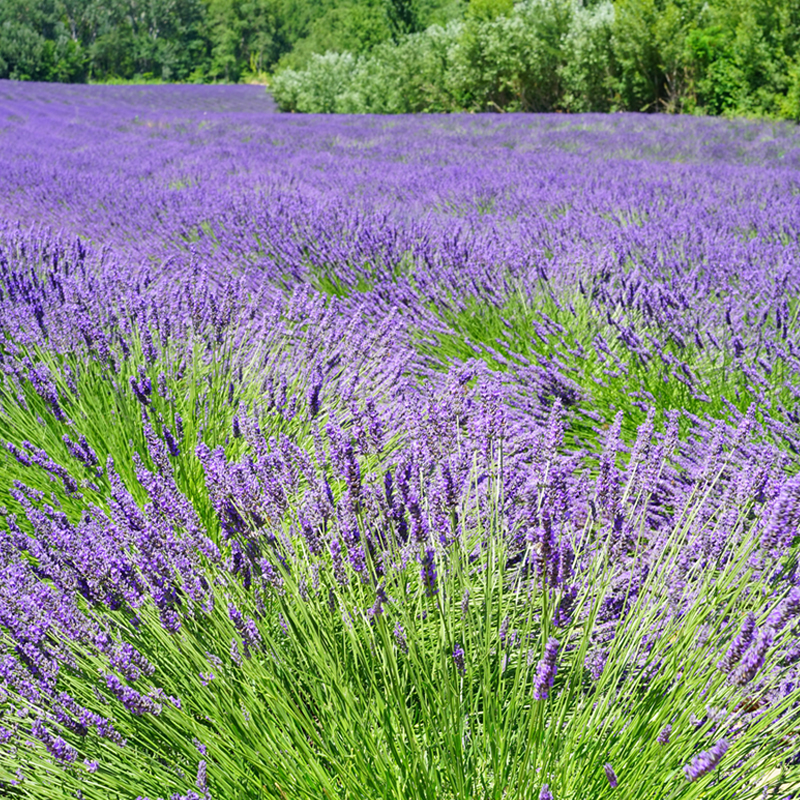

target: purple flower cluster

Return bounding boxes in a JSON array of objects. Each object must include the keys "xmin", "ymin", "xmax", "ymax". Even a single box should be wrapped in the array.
[
  {"xmin": 533, "ymin": 637, "xmax": 560, "ymax": 700},
  {"xmin": 656, "ymin": 724, "xmax": 672, "ymax": 745},
  {"xmin": 453, "ymin": 644, "xmax": 466, "ymax": 676},
  {"xmin": 684, "ymin": 740, "xmax": 729, "ymax": 782}
]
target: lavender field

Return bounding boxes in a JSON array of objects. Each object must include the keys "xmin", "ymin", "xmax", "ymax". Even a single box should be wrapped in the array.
[{"xmin": 1, "ymin": 82, "xmax": 800, "ymax": 800}]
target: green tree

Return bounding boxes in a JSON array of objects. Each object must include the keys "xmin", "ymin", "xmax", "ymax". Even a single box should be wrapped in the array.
[
  {"xmin": 611, "ymin": 0, "xmax": 705, "ymax": 112},
  {"xmin": 204, "ymin": 0, "xmax": 283, "ymax": 81},
  {"xmin": 386, "ymin": 0, "xmax": 421, "ymax": 37},
  {"xmin": 464, "ymin": 0, "xmax": 512, "ymax": 23},
  {"xmin": 277, "ymin": 0, "xmax": 392, "ymax": 70}
]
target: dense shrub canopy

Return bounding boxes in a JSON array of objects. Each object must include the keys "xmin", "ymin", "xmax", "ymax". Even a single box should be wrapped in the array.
[
  {"xmin": 272, "ymin": 0, "xmax": 800, "ymax": 117},
  {"xmin": 0, "ymin": 0, "xmax": 457, "ymax": 83}
]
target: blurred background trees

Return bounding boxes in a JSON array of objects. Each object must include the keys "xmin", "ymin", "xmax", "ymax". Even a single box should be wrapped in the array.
[
  {"xmin": 1, "ymin": 0, "xmax": 800, "ymax": 120},
  {"xmin": 272, "ymin": 0, "xmax": 800, "ymax": 116}
]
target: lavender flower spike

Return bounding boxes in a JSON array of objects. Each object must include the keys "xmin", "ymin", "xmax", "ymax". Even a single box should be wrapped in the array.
[
  {"xmin": 533, "ymin": 637, "xmax": 560, "ymax": 700},
  {"xmin": 196, "ymin": 759, "xmax": 208, "ymax": 796},
  {"xmin": 656, "ymin": 724, "xmax": 672, "ymax": 745},
  {"xmin": 393, "ymin": 622, "xmax": 408, "ymax": 654},
  {"xmin": 420, "ymin": 548, "xmax": 438, "ymax": 597},
  {"xmin": 684, "ymin": 740, "xmax": 729, "ymax": 782},
  {"xmin": 767, "ymin": 587, "xmax": 800, "ymax": 634},
  {"xmin": 730, "ymin": 630, "xmax": 773, "ymax": 687},
  {"xmin": 453, "ymin": 644, "xmax": 466, "ymax": 675},
  {"xmin": 539, "ymin": 785, "xmax": 553, "ymax": 800},
  {"xmin": 604, "ymin": 763, "xmax": 618, "ymax": 788},
  {"xmin": 717, "ymin": 613, "xmax": 756, "ymax": 673}
]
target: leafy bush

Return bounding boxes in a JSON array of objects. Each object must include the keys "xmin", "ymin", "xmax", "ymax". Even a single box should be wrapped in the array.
[
  {"xmin": 273, "ymin": 0, "xmax": 617, "ymax": 113},
  {"xmin": 273, "ymin": 0, "xmax": 800, "ymax": 118},
  {"xmin": 269, "ymin": 50, "xmax": 358, "ymax": 112},
  {"xmin": 560, "ymin": 1, "xmax": 616, "ymax": 112}
]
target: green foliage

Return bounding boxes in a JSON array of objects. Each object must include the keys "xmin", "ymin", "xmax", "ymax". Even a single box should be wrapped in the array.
[
  {"xmin": 387, "ymin": 0, "xmax": 422, "ymax": 37},
  {"xmin": 464, "ymin": 0, "xmax": 513, "ymax": 24},
  {"xmin": 560, "ymin": 1, "xmax": 616, "ymax": 112},
  {"xmin": 3, "ymin": 0, "xmax": 800, "ymax": 122},
  {"xmin": 779, "ymin": 57, "xmax": 800, "ymax": 121},
  {"xmin": 270, "ymin": 50, "xmax": 359, "ymax": 112},
  {"xmin": 273, "ymin": 0, "xmax": 800, "ymax": 119},
  {"xmin": 272, "ymin": 0, "xmax": 615, "ymax": 113},
  {"xmin": 684, "ymin": 26, "xmax": 739, "ymax": 115},
  {"xmin": 611, "ymin": 0, "xmax": 691, "ymax": 112},
  {"xmin": 452, "ymin": 1, "xmax": 571, "ymax": 112},
  {"xmin": 204, "ymin": 0, "xmax": 283, "ymax": 81},
  {"xmin": 0, "ymin": 0, "xmax": 209, "ymax": 81},
  {"xmin": 276, "ymin": 0, "xmax": 393, "ymax": 71},
  {"xmin": 0, "ymin": 0, "xmax": 449, "ymax": 82},
  {"xmin": 0, "ymin": 0, "xmax": 88, "ymax": 81}
]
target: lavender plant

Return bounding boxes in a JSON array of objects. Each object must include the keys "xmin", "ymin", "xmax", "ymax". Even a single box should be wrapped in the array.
[{"xmin": 0, "ymin": 84, "xmax": 798, "ymax": 799}]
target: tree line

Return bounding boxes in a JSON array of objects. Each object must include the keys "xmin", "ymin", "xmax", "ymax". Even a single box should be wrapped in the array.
[
  {"xmin": 2, "ymin": 0, "xmax": 800, "ymax": 120},
  {"xmin": 272, "ymin": 0, "xmax": 800, "ymax": 118},
  {"xmin": 0, "ymin": 0, "xmax": 448, "ymax": 83}
]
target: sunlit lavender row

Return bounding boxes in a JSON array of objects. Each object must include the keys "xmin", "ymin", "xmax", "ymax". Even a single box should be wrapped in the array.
[{"xmin": 0, "ymin": 83, "xmax": 799, "ymax": 799}]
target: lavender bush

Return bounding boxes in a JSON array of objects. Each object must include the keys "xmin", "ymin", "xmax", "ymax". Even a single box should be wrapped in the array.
[{"xmin": 0, "ymin": 83, "xmax": 799, "ymax": 799}]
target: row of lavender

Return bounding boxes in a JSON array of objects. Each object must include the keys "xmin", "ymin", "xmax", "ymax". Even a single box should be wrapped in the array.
[
  {"xmin": 4, "ymin": 85, "xmax": 800, "ymax": 440},
  {"xmin": 0, "ymin": 84, "xmax": 799, "ymax": 798}
]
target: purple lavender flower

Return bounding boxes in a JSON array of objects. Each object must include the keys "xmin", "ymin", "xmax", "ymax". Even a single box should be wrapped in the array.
[
  {"xmin": 553, "ymin": 583, "xmax": 577, "ymax": 628},
  {"xmin": 585, "ymin": 649, "xmax": 607, "ymax": 681},
  {"xmin": 199, "ymin": 672, "xmax": 214, "ymax": 687},
  {"xmin": 129, "ymin": 372, "xmax": 152, "ymax": 406},
  {"xmin": 196, "ymin": 760, "xmax": 208, "ymax": 795},
  {"xmin": 105, "ymin": 675, "xmax": 161, "ymax": 716},
  {"xmin": 393, "ymin": 622, "xmax": 408, "ymax": 654},
  {"xmin": 684, "ymin": 740, "xmax": 729, "ymax": 781},
  {"xmin": 31, "ymin": 720, "xmax": 78, "ymax": 763},
  {"xmin": 596, "ymin": 412, "xmax": 622, "ymax": 519},
  {"xmin": 656, "ymin": 724, "xmax": 672, "ymax": 745},
  {"xmin": 420, "ymin": 548, "xmax": 438, "ymax": 597},
  {"xmin": 533, "ymin": 637, "xmax": 559, "ymax": 700},
  {"xmin": 230, "ymin": 638, "xmax": 243, "ymax": 666},
  {"xmin": 762, "ymin": 474, "xmax": 800, "ymax": 554},
  {"xmin": 717, "ymin": 613, "xmax": 757, "ymax": 673},
  {"xmin": 767, "ymin": 587, "xmax": 800, "ymax": 633},
  {"xmin": 27, "ymin": 361, "xmax": 67, "ymax": 420},
  {"xmin": 730, "ymin": 630, "xmax": 773, "ymax": 687},
  {"xmin": 453, "ymin": 643, "xmax": 466, "ymax": 675},
  {"xmin": 307, "ymin": 367, "xmax": 323, "ymax": 419},
  {"xmin": 62, "ymin": 433, "xmax": 99, "ymax": 468},
  {"xmin": 162, "ymin": 425, "xmax": 181, "ymax": 457},
  {"xmin": 368, "ymin": 583, "xmax": 389, "ymax": 620},
  {"xmin": 228, "ymin": 603, "xmax": 262, "ymax": 654},
  {"xmin": 604, "ymin": 763, "xmax": 618, "ymax": 788},
  {"xmin": 539, "ymin": 785, "xmax": 553, "ymax": 800},
  {"xmin": 330, "ymin": 537, "xmax": 348, "ymax": 586}
]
